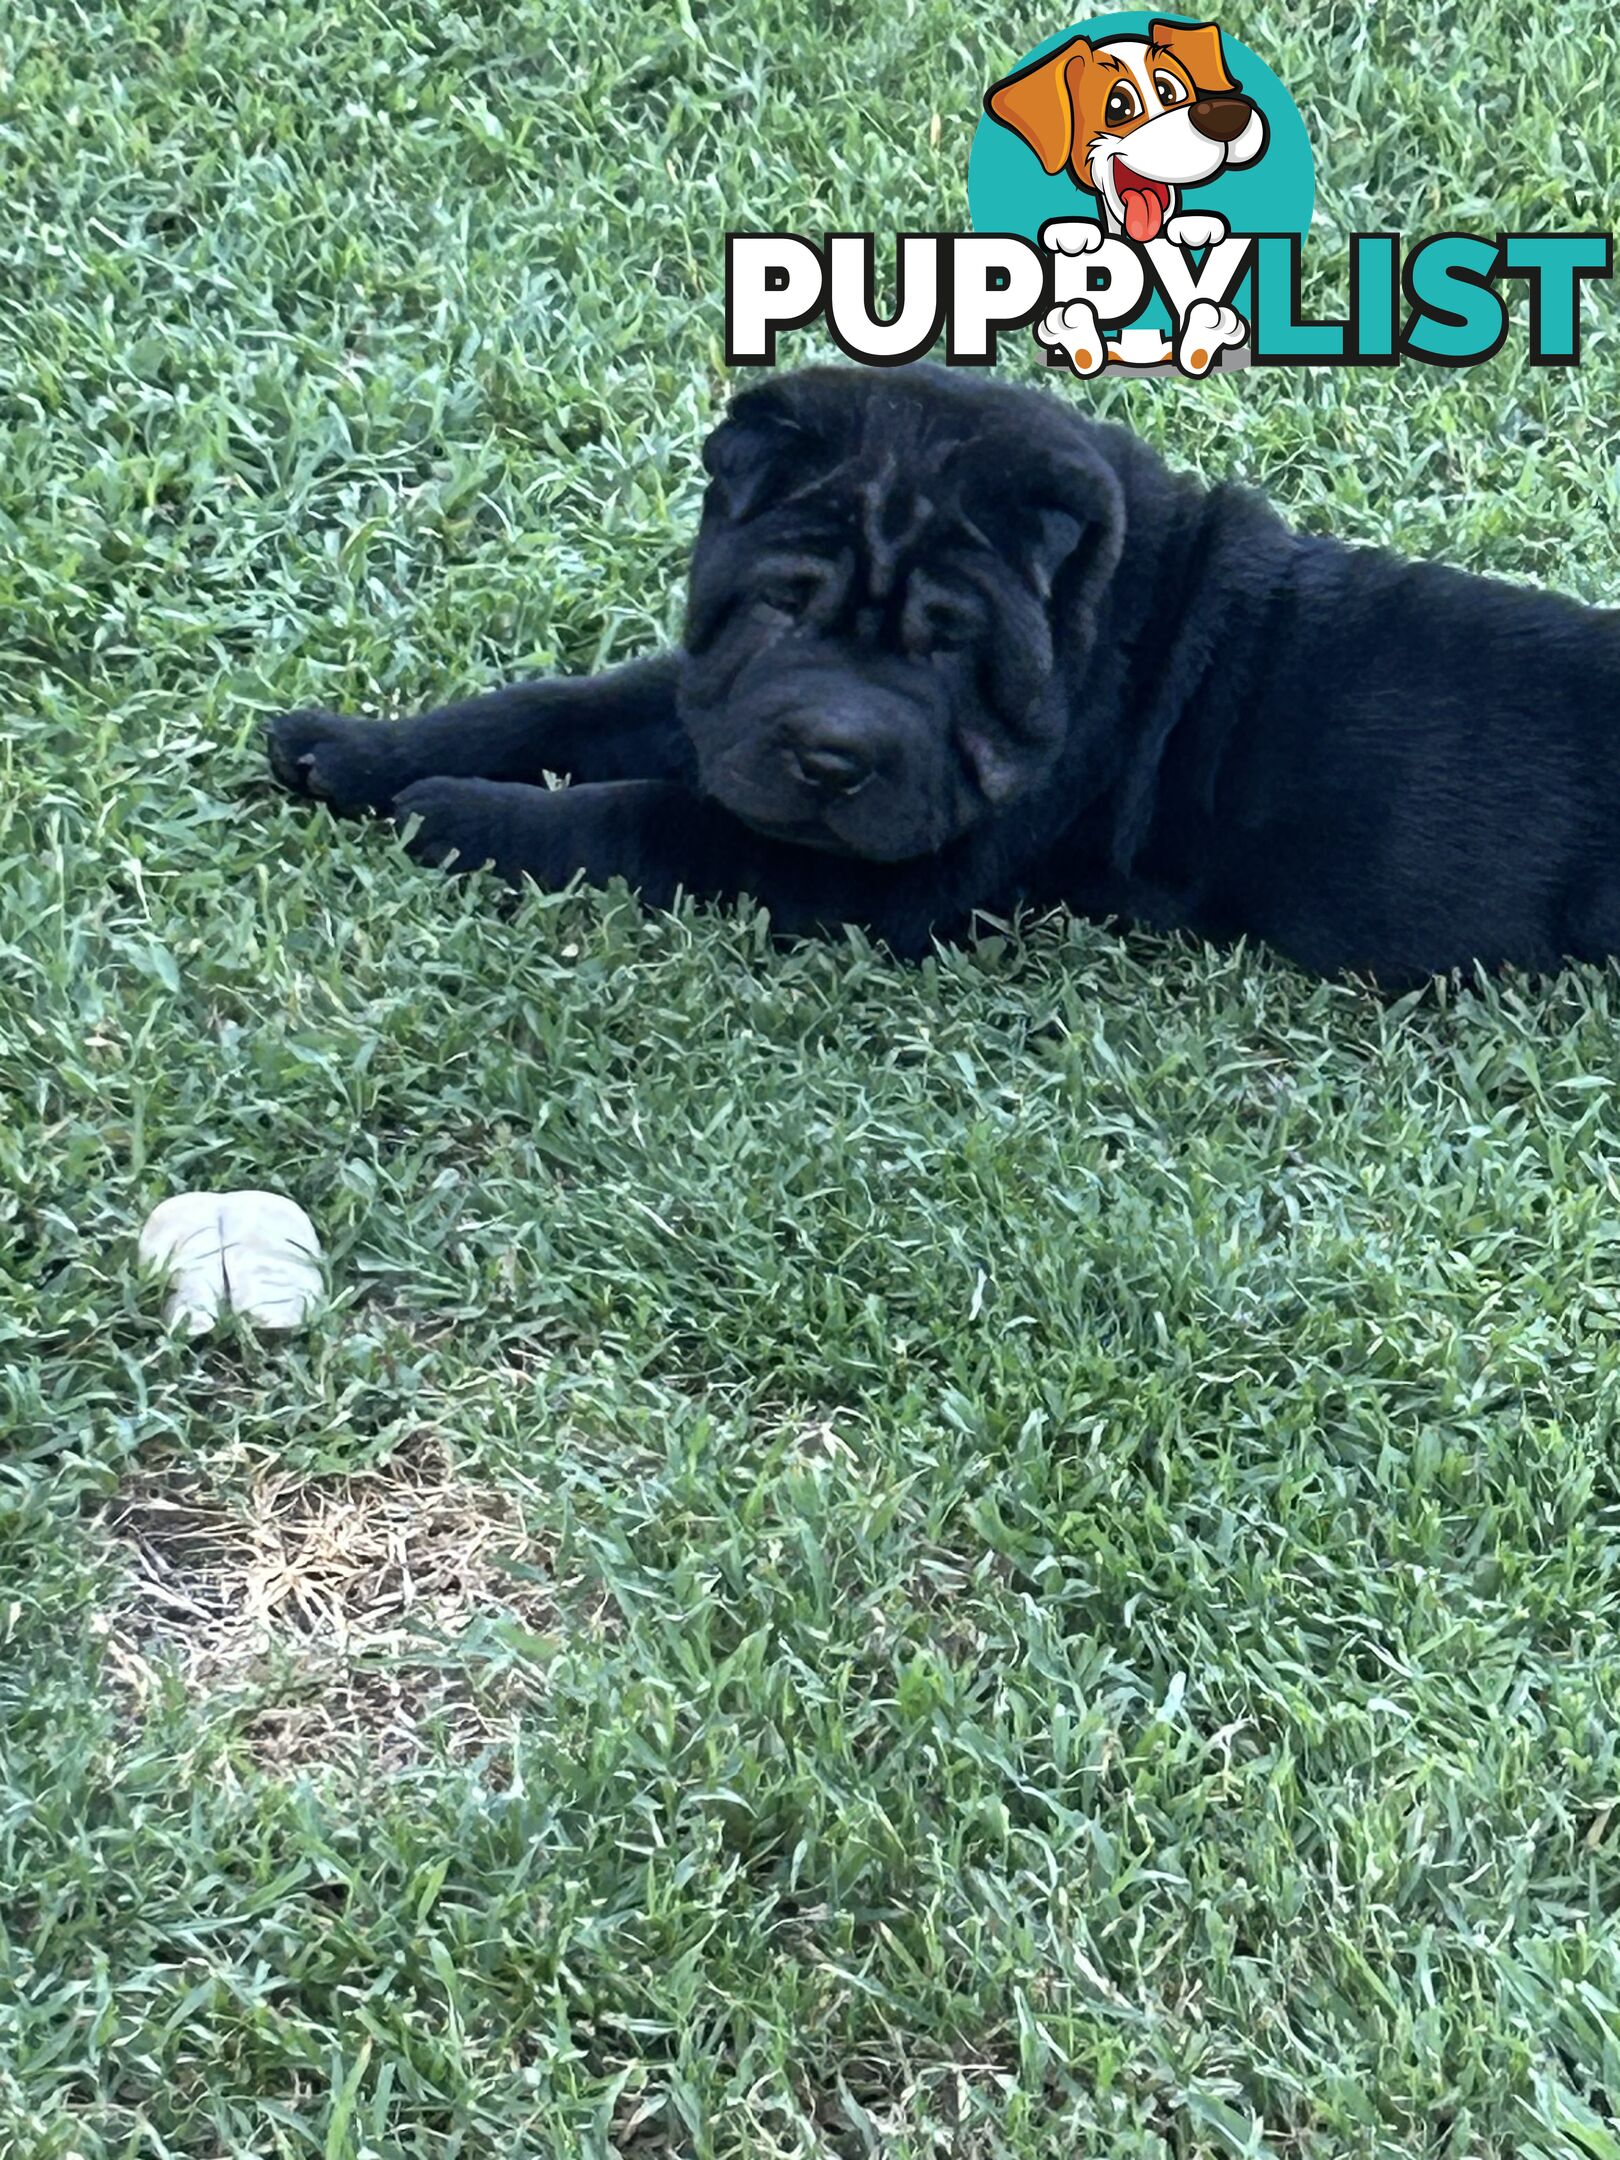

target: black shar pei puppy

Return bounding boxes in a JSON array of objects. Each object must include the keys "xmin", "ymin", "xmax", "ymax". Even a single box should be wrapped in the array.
[{"xmin": 268, "ymin": 362, "xmax": 1620, "ymax": 984}]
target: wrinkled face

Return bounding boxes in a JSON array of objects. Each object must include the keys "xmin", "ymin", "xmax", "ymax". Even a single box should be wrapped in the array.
[{"xmin": 679, "ymin": 373, "xmax": 1123, "ymax": 863}]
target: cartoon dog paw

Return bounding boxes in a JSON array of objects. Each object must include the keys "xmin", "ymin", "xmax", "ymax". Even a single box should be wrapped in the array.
[
  {"xmin": 1038, "ymin": 300, "xmax": 1108, "ymax": 378},
  {"xmin": 1038, "ymin": 218, "xmax": 1106, "ymax": 257},
  {"xmin": 1176, "ymin": 299, "xmax": 1246, "ymax": 377},
  {"xmin": 1165, "ymin": 213, "xmax": 1229, "ymax": 251}
]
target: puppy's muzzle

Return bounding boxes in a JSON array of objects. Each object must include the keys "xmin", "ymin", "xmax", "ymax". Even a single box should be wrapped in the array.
[
  {"xmin": 1188, "ymin": 95, "xmax": 1254, "ymax": 143},
  {"xmin": 790, "ymin": 737, "xmax": 872, "ymax": 797},
  {"xmin": 773, "ymin": 688, "xmax": 917, "ymax": 801}
]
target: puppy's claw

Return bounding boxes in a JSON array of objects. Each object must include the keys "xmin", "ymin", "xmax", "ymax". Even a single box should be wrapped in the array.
[
  {"xmin": 266, "ymin": 710, "xmax": 330, "ymax": 795},
  {"xmin": 411, "ymin": 836, "xmax": 458, "ymax": 870},
  {"xmin": 394, "ymin": 779, "xmax": 497, "ymax": 878},
  {"xmin": 267, "ymin": 707, "xmax": 409, "ymax": 817}
]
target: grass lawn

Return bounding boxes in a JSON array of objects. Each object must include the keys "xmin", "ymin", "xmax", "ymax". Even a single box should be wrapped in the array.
[{"xmin": 7, "ymin": 0, "xmax": 1620, "ymax": 2152}]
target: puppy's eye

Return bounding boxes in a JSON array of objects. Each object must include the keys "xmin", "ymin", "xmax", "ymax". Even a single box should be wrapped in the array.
[
  {"xmin": 1153, "ymin": 71, "xmax": 1186, "ymax": 106},
  {"xmin": 756, "ymin": 576, "xmax": 817, "ymax": 618},
  {"xmin": 1103, "ymin": 83, "xmax": 1140, "ymax": 127},
  {"xmin": 924, "ymin": 612, "xmax": 979, "ymax": 653}
]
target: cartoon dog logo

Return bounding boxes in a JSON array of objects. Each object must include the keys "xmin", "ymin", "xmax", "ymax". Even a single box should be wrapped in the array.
[{"xmin": 984, "ymin": 17, "xmax": 1269, "ymax": 376}]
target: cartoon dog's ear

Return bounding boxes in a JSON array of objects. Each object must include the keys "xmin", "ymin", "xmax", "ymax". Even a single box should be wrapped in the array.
[
  {"xmin": 702, "ymin": 379, "xmax": 831, "ymax": 522},
  {"xmin": 984, "ymin": 37, "xmax": 1091, "ymax": 177},
  {"xmin": 1148, "ymin": 17, "xmax": 1237, "ymax": 95}
]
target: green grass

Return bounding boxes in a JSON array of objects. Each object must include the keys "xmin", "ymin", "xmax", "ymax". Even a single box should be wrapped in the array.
[{"xmin": 5, "ymin": 1, "xmax": 1620, "ymax": 2153}]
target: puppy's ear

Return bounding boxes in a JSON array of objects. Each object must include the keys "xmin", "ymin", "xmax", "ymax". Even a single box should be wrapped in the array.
[
  {"xmin": 954, "ymin": 438, "xmax": 1125, "ymax": 735},
  {"xmin": 1023, "ymin": 507, "xmax": 1089, "ymax": 602},
  {"xmin": 984, "ymin": 37, "xmax": 1089, "ymax": 177},
  {"xmin": 1148, "ymin": 18, "xmax": 1237, "ymax": 95},
  {"xmin": 970, "ymin": 439, "xmax": 1126, "ymax": 621},
  {"xmin": 702, "ymin": 379, "xmax": 833, "ymax": 522}
]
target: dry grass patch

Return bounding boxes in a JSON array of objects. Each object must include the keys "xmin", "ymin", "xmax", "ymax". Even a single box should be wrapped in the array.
[{"xmin": 97, "ymin": 1436, "xmax": 558, "ymax": 1771}]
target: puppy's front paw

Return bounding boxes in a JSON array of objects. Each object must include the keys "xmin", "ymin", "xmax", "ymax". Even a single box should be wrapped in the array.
[
  {"xmin": 393, "ymin": 777, "xmax": 532, "ymax": 882},
  {"xmin": 267, "ymin": 709, "xmax": 411, "ymax": 818}
]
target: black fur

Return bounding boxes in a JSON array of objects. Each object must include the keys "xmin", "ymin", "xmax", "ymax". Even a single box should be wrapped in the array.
[{"xmin": 268, "ymin": 362, "xmax": 1620, "ymax": 982}]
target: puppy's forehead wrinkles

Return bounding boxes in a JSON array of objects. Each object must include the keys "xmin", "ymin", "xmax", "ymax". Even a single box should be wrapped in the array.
[{"xmin": 858, "ymin": 453, "xmax": 935, "ymax": 603}]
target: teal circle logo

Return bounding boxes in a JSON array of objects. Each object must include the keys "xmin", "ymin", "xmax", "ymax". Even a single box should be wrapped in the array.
[{"xmin": 968, "ymin": 13, "xmax": 1315, "ymax": 374}]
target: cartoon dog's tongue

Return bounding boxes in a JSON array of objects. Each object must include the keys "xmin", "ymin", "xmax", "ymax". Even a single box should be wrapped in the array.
[
  {"xmin": 1122, "ymin": 187, "xmax": 1162, "ymax": 242},
  {"xmin": 1115, "ymin": 165, "xmax": 1169, "ymax": 243}
]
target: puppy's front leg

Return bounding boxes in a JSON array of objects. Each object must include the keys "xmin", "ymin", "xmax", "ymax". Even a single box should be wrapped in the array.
[
  {"xmin": 267, "ymin": 653, "xmax": 689, "ymax": 817},
  {"xmin": 394, "ymin": 777, "xmax": 972, "ymax": 955},
  {"xmin": 393, "ymin": 776, "xmax": 700, "ymax": 892}
]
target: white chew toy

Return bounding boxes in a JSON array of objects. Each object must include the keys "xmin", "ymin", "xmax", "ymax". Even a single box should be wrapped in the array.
[{"xmin": 138, "ymin": 1191, "xmax": 325, "ymax": 1335}]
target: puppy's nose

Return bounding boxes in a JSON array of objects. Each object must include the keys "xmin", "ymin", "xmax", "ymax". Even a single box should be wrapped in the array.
[
  {"xmin": 792, "ymin": 741, "xmax": 871, "ymax": 795},
  {"xmin": 1188, "ymin": 95, "xmax": 1253, "ymax": 142}
]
